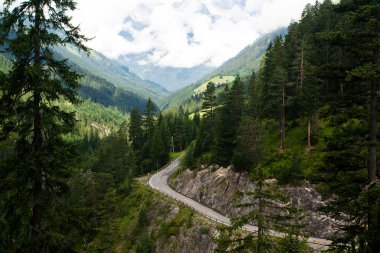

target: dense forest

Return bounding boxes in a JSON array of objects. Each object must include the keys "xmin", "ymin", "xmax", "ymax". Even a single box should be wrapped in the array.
[
  {"xmin": 182, "ymin": 1, "xmax": 380, "ymax": 252},
  {"xmin": 0, "ymin": 0, "xmax": 379, "ymax": 252}
]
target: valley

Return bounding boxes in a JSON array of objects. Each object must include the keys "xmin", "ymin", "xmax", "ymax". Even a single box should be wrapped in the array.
[{"xmin": 0, "ymin": 0, "xmax": 379, "ymax": 252}]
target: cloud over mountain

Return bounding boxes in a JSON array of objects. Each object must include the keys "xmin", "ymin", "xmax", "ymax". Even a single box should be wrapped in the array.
[{"xmin": 74, "ymin": 0, "xmax": 316, "ymax": 68}]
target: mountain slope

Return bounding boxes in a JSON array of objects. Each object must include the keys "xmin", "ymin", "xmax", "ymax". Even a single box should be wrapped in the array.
[
  {"xmin": 0, "ymin": 49, "xmax": 156, "ymax": 112},
  {"xmin": 120, "ymin": 58, "xmax": 215, "ymax": 91},
  {"xmin": 201, "ymin": 27, "xmax": 287, "ymax": 81},
  {"xmin": 55, "ymin": 46, "xmax": 170, "ymax": 103},
  {"xmin": 164, "ymin": 28, "xmax": 287, "ymax": 109}
]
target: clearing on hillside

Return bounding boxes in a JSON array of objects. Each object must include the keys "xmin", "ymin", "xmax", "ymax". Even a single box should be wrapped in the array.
[{"xmin": 193, "ymin": 76, "xmax": 235, "ymax": 95}]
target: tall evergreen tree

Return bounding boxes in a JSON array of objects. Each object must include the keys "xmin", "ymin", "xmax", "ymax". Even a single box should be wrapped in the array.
[
  {"xmin": 202, "ymin": 81, "xmax": 217, "ymax": 131},
  {"xmin": 143, "ymin": 98, "xmax": 155, "ymax": 137},
  {"xmin": 0, "ymin": 0, "xmax": 88, "ymax": 251},
  {"xmin": 318, "ymin": 0, "xmax": 380, "ymax": 251},
  {"xmin": 202, "ymin": 82, "xmax": 217, "ymax": 115},
  {"xmin": 265, "ymin": 37, "xmax": 289, "ymax": 151},
  {"xmin": 217, "ymin": 166, "xmax": 308, "ymax": 253},
  {"xmin": 247, "ymin": 70, "xmax": 261, "ymax": 119},
  {"xmin": 129, "ymin": 108, "xmax": 144, "ymax": 151},
  {"xmin": 214, "ymin": 77, "xmax": 244, "ymax": 166},
  {"xmin": 194, "ymin": 82, "xmax": 217, "ymax": 156}
]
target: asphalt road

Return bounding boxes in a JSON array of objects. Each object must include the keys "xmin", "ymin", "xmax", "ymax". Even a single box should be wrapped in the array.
[{"xmin": 149, "ymin": 158, "xmax": 331, "ymax": 251}]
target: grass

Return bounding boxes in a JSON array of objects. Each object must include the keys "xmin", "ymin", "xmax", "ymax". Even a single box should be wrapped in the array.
[
  {"xmin": 170, "ymin": 150, "xmax": 186, "ymax": 161},
  {"xmin": 158, "ymin": 208, "xmax": 194, "ymax": 240},
  {"xmin": 193, "ymin": 76, "xmax": 236, "ymax": 95},
  {"xmin": 259, "ymin": 119, "xmax": 327, "ymax": 185}
]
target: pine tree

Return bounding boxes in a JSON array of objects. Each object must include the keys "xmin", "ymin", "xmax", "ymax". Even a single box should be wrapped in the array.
[
  {"xmin": 232, "ymin": 117, "xmax": 263, "ymax": 171},
  {"xmin": 0, "ymin": 0, "xmax": 89, "ymax": 251},
  {"xmin": 273, "ymin": 38, "xmax": 288, "ymax": 152},
  {"xmin": 143, "ymin": 98, "xmax": 156, "ymax": 137},
  {"xmin": 202, "ymin": 81, "xmax": 217, "ymax": 133},
  {"xmin": 217, "ymin": 166, "xmax": 308, "ymax": 253},
  {"xmin": 247, "ymin": 70, "xmax": 261, "ymax": 119},
  {"xmin": 262, "ymin": 37, "xmax": 289, "ymax": 151},
  {"xmin": 202, "ymin": 82, "xmax": 217, "ymax": 117},
  {"xmin": 150, "ymin": 125, "xmax": 168, "ymax": 170},
  {"xmin": 285, "ymin": 4, "xmax": 323, "ymax": 152},
  {"xmin": 318, "ymin": 1, "xmax": 380, "ymax": 251},
  {"xmin": 214, "ymin": 77, "xmax": 243, "ymax": 166},
  {"xmin": 194, "ymin": 82, "xmax": 217, "ymax": 157},
  {"xmin": 129, "ymin": 108, "xmax": 144, "ymax": 151}
]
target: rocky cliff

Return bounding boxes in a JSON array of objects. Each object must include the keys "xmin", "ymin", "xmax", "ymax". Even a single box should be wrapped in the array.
[{"xmin": 171, "ymin": 165, "xmax": 337, "ymax": 238}]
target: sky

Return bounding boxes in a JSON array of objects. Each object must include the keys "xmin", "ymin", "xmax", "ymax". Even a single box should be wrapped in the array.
[{"xmin": 72, "ymin": 0, "xmax": 316, "ymax": 68}]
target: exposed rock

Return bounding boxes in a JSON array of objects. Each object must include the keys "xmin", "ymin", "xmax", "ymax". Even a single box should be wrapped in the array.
[
  {"xmin": 172, "ymin": 166, "xmax": 338, "ymax": 238},
  {"xmin": 155, "ymin": 218, "xmax": 217, "ymax": 253}
]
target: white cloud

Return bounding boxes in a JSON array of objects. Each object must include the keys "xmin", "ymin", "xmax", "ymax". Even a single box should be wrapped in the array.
[{"xmin": 73, "ymin": 0, "xmax": 317, "ymax": 68}]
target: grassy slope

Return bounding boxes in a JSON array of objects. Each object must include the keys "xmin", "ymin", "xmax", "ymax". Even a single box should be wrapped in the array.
[
  {"xmin": 163, "ymin": 75, "xmax": 236, "ymax": 113},
  {"xmin": 258, "ymin": 119, "xmax": 328, "ymax": 186},
  {"xmin": 194, "ymin": 76, "xmax": 236, "ymax": 94},
  {"xmin": 55, "ymin": 46, "xmax": 170, "ymax": 103}
]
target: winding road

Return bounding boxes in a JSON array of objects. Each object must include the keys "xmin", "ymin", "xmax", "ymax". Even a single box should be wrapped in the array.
[{"xmin": 148, "ymin": 158, "xmax": 331, "ymax": 251}]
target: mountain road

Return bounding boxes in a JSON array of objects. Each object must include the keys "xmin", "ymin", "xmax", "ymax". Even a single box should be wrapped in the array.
[{"xmin": 148, "ymin": 158, "xmax": 331, "ymax": 251}]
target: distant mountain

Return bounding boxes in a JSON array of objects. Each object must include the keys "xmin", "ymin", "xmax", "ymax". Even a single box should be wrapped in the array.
[
  {"xmin": 118, "ymin": 56, "xmax": 215, "ymax": 91},
  {"xmin": 164, "ymin": 27, "xmax": 287, "ymax": 109},
  {"xmin": 55, "ymin": 46, "xmax": 169, "ymax": 103},
  {"xmin": 1, "ymin": 46, "xmax": 167, "ymax": 112}
]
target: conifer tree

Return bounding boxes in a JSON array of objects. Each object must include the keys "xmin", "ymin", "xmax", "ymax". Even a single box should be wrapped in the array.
[
  {"xmin": 262, "ymin": 37, "xmax": 288, "ymax": 151},
  {"xmin": 143, "ymin": 98, "xmax": 156, "ymax": 137},
  {"xmin": 129, "ymin": 108, "xmax": 144, "ymax": 151},
  {"xmin": 0, "ymin": 0, "xmax": 89, "ymax": 250},
  {"xmin": 273, "ymin": 38, "xmax": 288, "ymax": 152},
  {"xmin": 232, "ymin": 117, "xmax": 263, "ymax": 171},
  {"xmin": 202, "ymin": 82, "xmax": 217, "ymax": 117},
  {"xmin": 318, "ymin": 0, "xmax": 380, "ymax": 251},
  {"xmin": 247, "ymin": 70, "xmax": 261, "ymax": 119},
  {"xmin": 217, "ymin": 166, "xmax": 308, "ymax": 253},
  {"xmin": 202, "ymin": 81, "xmax": 217, "ymax": 133},
  {"xmin": 214, "ymin": 77, "xmax": 243, "ymax": 166}
]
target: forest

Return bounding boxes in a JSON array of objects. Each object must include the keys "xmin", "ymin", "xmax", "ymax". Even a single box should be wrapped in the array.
[{"xmin": 0, "ymin": 0, "xmax": 379, "ymax": 252}]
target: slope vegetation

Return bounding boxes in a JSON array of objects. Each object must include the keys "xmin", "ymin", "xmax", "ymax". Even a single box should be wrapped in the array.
[{"xmin": 55, "ymin": 46, "xmax": 169, "ymax": 103}]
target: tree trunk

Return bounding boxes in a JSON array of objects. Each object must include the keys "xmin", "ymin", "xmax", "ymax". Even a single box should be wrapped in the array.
[
  {"xmin": 300, "ymin": 47, "xmax": 304, "ymax": 89},
  {"xmin": 280, "ymin": 83, "xmax": 285, "ymax": 152},
  {"xmin": 307, "ymin": 116, "xmax": 312, "ymax": 152},
  {"xmin": 257, "ymin": 182, "xmax": 263, "ymax": 253},
  {"xmin": 368, "ymin": 81, "xmax": 378, "ymax": 184}
]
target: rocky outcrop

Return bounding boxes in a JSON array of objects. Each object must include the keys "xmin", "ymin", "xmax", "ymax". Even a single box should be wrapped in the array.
[
  {"xmin": 171, "ymin": 166, "xmax": 337, "ymax": 238},
  {"xmin": 155, "ymin": 216, "xmax": 217, "ymax": 253},
  {"xmin": 148, "ymin": 193, "xmax": 218, "ymax": 253}
]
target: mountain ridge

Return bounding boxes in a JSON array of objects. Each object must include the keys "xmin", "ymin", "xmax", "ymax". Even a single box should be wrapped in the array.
[{"xmin": 163, "ymin": 27, "xmax": 288, "ymax": 109}]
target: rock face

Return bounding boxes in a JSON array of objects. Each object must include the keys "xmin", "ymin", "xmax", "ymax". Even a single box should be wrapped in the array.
[
  {"xmin": 146, "ymin": 196, "xmax": 218, "ymax": 253},
  {"xmin": 155, "ymin": 217, "xmax": 217, "ymax": 253},
  {"xmin": 172, "ymin": 166, "xmax": 337, "ymax": 238}
]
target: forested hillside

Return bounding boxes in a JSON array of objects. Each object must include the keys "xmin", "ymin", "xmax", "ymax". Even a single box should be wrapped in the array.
[
  {"xmin": 55, "ymin": 46, "xmax": 169, "ymax": 103},
  {"xmin": 0, "ymin": 50, "xmax": 154, "ymax": 113},
  {"xmin": 175, "ymin": 1, "xmax": 380, "ymax": 252}
]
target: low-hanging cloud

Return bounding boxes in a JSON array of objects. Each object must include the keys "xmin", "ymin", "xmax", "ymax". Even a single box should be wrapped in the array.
[{"xmin": 73, "ymin": 0, "xmax": 317, "ymax": 68}]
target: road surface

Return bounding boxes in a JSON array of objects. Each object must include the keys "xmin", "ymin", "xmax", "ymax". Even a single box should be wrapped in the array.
[{"xmin": 148, "ymin": 158, "xmax": 331, "ymax": 251}]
